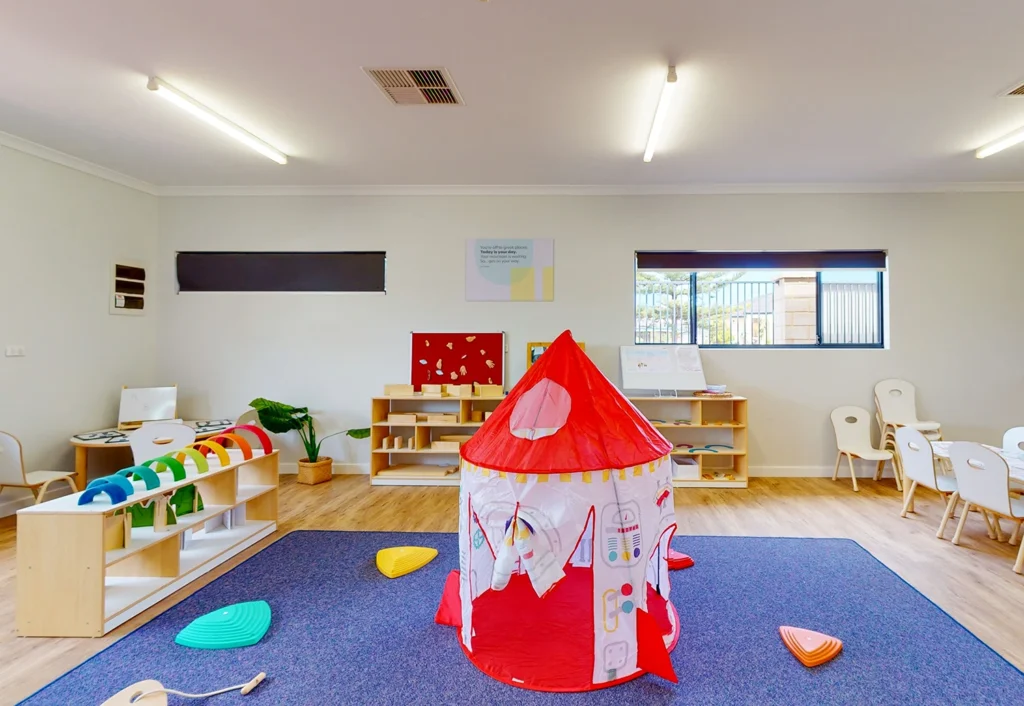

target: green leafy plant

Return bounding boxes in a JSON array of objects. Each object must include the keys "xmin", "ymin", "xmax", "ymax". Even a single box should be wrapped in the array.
[{"xmin": 249, "ymin": 398, "xmax": 370, "ymax": 462}]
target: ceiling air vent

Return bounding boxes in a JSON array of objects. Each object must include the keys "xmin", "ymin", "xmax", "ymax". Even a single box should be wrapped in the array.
[
  {"xmin": 1007, "ymin": 82, "xmax": 1024, "ymax": 96},
  {"xmin": 364, "ymin": 68, "xmax": 463, "ymax": 105}
]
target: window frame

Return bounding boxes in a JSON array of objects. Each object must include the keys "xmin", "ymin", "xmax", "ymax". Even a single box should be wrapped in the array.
[{"xmin": 634, "ymin": 252, "xmax": 886, "ymax": 349}]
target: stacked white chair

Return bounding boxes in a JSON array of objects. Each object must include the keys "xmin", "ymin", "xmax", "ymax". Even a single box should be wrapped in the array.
[
  {"xmin": 1002, "ymin": 427, "xmax": 1024, "ymax": 456},
  {"xmin": 830, "ymin": 406, "xmax": 893, "ymax": 492},
  {"xmin": 949, "ymin": 442, "xmax": 1024, "ymax": 575},
  {"xmin": 874, "ymin": 379, "xmax": 942, "ymax": 490},
  {"xmin": 895, "ymin": 427, "xmax": 959, "ymax": 537}
]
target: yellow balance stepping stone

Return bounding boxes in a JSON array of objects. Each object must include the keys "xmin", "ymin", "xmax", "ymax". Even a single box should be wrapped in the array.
[{"xmin": 376, "ymin": 546, "xmax": 438, "ymax": 578}]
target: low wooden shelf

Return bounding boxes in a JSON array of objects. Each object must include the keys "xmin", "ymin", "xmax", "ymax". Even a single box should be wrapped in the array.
[
  {"xmin": 16, "ymin": 449, "xmax": 279, "ymax": 637},
  {"xmin": 629, "ymin": 395, "xmax": 749, "ymax": 489},
  {"xmin": 370, "ymin": 390, "xmax": 503, "ymax": 486}
]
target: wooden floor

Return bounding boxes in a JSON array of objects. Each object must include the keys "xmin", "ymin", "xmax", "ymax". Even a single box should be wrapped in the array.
[{"xmin": 2, "ymin": 476, "xmax": 1023, "ymax": 702}]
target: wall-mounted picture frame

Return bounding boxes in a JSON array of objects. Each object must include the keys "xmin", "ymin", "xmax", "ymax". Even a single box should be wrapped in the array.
[{"xmin": 526, "ymin": 340, "xmax": 585, "ymax": 368}]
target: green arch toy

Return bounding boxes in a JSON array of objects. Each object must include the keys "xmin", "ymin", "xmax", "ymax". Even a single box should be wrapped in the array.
[
  {"xmin": 173, "ymin": 446, "xmax": 210, "ymax": 474},
  {"xmin": 143, "ymin": 456, "xmax": 187, "ymax": 481},
  {"xmin": 117, "ymin": 465, "xmax": 161, "ymax": 490}
]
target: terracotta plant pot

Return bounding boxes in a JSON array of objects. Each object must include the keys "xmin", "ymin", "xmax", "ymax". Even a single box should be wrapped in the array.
[{"xmin": 297, "ymin": 456, "xmax": 333, "ymax": 485}]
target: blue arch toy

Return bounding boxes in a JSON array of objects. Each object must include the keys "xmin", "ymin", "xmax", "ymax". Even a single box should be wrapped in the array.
[
  {"xmin": 78, "ymin": 481, "xmax": 129, "ymax": 506},
  {"xmin": 86, "ymin": 474, "xmax": 135, "ymax": 497}
]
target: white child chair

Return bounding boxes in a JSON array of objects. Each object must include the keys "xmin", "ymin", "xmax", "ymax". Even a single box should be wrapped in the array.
[
  {"xmin": 0, "ymin": 430, "xmax": 79, "ymax": 503},
  {"xmin": 896, "ymin": 427, "xmax": 959, "ymax": 537},
  {"xmin": 128, "ymin": 422, "xmax": 197, "ymax": 465},
  {"xmin": 830, "ymin": 406, "xmax": 893, "ymax": 492},
  {"xmin": 1002, "ymin": 427, "xmax": 1024, "ymax": 456},
  {"xmin": 949, "ymin": 442, "xmax": 1024, "ymax": 575},
  {"xmin": 874, "ymin": 379, "xmax": 942, "ymax": 440},
  {"xmin": 235, "ymin": 409, "xmax": 262, "ymax": 428}
]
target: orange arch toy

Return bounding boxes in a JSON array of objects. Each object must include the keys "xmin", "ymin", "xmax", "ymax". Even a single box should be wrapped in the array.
[
  {"xmin": 224, "ymin": 425, "xmax": 273, "ymax": 454},
  {"xmin": 210, "ymin": 433, "xmax": 253, "ymax": 460}
]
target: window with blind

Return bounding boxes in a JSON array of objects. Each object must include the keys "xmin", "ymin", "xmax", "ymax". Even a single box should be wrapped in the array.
[
  {"xmin": 175, "ymin": 251, "xmax": 386, "ymax": 293},
  {"xmin": 634, "ymin": 250, "xmax": 886, "ymax": 348}
]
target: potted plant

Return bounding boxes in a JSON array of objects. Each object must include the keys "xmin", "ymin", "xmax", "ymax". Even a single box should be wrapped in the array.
[{"xmin": 249, "ymin": 398, "xmax": 370, "ymax": 485}]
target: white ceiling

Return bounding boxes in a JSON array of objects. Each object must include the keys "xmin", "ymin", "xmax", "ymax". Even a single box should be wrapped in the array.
[{"xmin": 3, "ymin": 0, "xmax": 1024, "ymax": 188}]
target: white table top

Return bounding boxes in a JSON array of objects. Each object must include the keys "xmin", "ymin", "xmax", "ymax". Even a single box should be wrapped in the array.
[
  {"xmin": 69, "ymin": 420, "xmax": 233, "ymax": 448},
  {"xmin": 930, "ymin": 441, "xmax": 1024, "ymax": 482}
]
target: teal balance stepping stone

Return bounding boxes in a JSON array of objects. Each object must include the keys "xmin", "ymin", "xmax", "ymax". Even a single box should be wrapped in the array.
[{"xmin": 175, "ymin": 600, "xmax": 272, "ymax": 649}]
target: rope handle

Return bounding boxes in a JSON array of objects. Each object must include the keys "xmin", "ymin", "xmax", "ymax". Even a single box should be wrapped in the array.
[{"xmin": 131, "ymin": 673, "xmax": 265, "ymax": 702}]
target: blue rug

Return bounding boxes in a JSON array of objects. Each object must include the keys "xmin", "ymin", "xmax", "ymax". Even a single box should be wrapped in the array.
[{"xmin": 20, "ymin": 532, "xmax": 1023, "ymax": 705}]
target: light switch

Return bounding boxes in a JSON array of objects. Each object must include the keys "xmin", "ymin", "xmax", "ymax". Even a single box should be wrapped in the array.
[{"xmin": 5, "ymin": 345, "xmax": 25, "ymax": 357}]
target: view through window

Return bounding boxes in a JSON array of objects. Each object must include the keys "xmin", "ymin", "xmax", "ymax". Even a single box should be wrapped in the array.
[{"xmin": 635, "ymin": 251, "xmax": 885, "ymax": 347}]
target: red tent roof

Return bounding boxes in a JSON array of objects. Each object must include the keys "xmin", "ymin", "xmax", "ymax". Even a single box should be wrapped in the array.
[{"xmin": 460, "ymin": 331, "xmax": 672, "ymax": 474}]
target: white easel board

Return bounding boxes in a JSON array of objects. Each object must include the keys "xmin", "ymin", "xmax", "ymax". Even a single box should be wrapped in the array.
[
  {"xmin": 118, "ymin": 386, "xmax": 177, "ymax": 429},
  {"xmin": 619, "ymin": 345, "xmax": 707, "ymax": 393}
]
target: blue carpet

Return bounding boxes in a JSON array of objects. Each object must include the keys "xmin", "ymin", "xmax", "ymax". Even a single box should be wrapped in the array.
[{"xmin": 20, "ymin": 532, "xmax": 1023, "ymax": 705}]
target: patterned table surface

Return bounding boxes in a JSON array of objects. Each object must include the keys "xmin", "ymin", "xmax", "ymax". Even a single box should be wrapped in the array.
[
  {"xmin": 930, "ymin": 441, "xmax": 1024, "ymax": 482},
  {"xmin": 69, "ymin": 420, "xmax": 233, "ymax": 447}
]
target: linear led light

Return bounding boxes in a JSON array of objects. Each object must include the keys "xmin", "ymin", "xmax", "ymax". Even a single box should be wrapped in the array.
[
  {"xmin": 643, "ymin": 65, "xmax": 678, "ymax": 162},
  {"xmin": 147, "ymin": 77, "xmax": 287, "ymax": 164},
  {"xmin": 975, "ymin": 126, "xmax": 1024, "ymax": 159}
]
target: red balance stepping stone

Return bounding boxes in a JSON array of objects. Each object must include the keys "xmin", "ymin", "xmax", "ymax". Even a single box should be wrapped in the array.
[
  {"xmin": 779, "ymin": 626, "xmax": 843, "ymax": 667},
  {"xmin": 667, "ymin": 548, "xmax": 694, "ymax": 570}
]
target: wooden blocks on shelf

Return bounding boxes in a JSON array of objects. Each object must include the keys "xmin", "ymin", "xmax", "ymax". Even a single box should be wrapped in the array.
[
  {"xmin": 471, "ymin": 410, "xmax": 484, "ymax": 423},
  {"xmin": 473, "ymin": 383, "xmax": 503, "ymax": 398},
  {"xmin": 421, "ymin": 384, "xmax": 445, "ymax": 397},
  {"xmin": 438, "ymin": 434, "xmax": 473, "ymax": 443},
  {"xmin": 484, "ymin": 411, "xmax": 493, "ymax": 420},
  {"xmin": 444, "ymin": 384, "xmax": 473, "ymax": 398},
  {"xmin": 387, "ymin": 413, "xmax": 418, "ymax": 425},
  {"xmin": 427, "ymin": 413, "xmax": 458, "ymax": 424},
  {"xmin": 431, "ymin": 440, "xmax": 461, "ymax": 452},
  {"xmin": 384, "ymin": 384, "xmax": 415, "ymax": 397}
]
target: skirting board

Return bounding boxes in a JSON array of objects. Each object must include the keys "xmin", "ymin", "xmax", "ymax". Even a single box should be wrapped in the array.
[
  {"xmin": 279, "ymin": 462, "xmax": 369, "ymax": 475},
  {"xmin": 0, "ymin": 485, "xmax": 74, "ymax": 519}
]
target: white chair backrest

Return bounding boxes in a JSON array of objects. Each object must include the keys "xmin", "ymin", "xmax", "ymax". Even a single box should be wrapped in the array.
[
  {"xmin": 949, "ymin": 442, "xmax": 1011, "ymax": 517},
  {"xmin": 874, "ymin": 379, "xmax": 920, "ymax": 425},
  {"xmin": 830, "ymin": 406, "xmax": 874, "ymax": 451},
  {"xmin": 895, "ymin": 427, "xmax": 937, "ymax": 489},
  {"xmin": 129, "ymin": 422, "xmax": 197, "ymax": 464},
  {"xmin": 235, "ymin": 409, "xmax": 262, "ymax": 428},
  {"xmin": 1002, "ymin": 427, "xmax": 1024, "ymax": 456},
  {"xmin": 0, "ymin": 431, "xmax": 27, "ymax": 485}
]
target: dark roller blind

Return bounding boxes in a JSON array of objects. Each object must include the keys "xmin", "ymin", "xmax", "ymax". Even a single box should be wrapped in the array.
[
  {"xmin": 176, "ymin": 251, "xmax": 386, "ymax": 292},
  {"xmin": 636, "ymin": 250, "xmax": 887, "ymax": 270}
]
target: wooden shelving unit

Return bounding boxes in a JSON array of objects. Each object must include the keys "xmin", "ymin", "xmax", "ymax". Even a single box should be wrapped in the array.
[
  {"xmin": 629, "ymin": 396, "xmax": 749, "ymax": 488},
  {"xmin": 370, "ymin": 390, "xmax": 504, "ymax": 486},
  {"xmin": 16, "ymin": 449, "xmax": 278, "ymax": 637}
]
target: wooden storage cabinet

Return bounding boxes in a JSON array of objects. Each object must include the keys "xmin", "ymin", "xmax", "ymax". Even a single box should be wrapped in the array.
[
  {"xmin": 16, "ymin": 450, "xmax": 279, "ymax": 637},
  {"xmin": 629, "ymin": 396, "xmax": 749, "ymax": 488},
  {"xmin": 370, "ymin": 393, "xmax": 503, "ymax": 486}
]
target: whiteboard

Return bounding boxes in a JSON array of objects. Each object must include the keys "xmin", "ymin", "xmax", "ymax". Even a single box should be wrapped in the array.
[
  {"xmin": 118, "ymin": 386, "xmax": 177, "ymax": 426},
  {"xmin": 619, "ymin": 346, "xmax": 706, "ymax": 392}
]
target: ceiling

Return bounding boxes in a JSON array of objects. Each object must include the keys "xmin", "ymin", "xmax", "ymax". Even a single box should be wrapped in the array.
[{"xmin": 3, "ymin": 0, "xmax": 1024, "ymax": 189}]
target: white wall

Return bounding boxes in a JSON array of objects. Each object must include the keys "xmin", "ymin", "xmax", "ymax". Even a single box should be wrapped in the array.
[
  {"xmin": 156, "ymin": 193, "xmax": 1024, "ymax": 474},
  {"xmin": 0, "ymin": 147, "xmax": 158, "ymax": 513}
]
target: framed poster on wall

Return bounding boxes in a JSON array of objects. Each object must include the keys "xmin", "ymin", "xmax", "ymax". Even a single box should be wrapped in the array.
[
  {"xmin": 411, "ymin": 332, "xmax": 505, "ymax": 390},
  {"xmin": 526, "ymin": 341, "xmax": 585, "ymax": 368},
  {"xmin": 466, "ymin": 239, "xmax": 554, "ymax": 301}
]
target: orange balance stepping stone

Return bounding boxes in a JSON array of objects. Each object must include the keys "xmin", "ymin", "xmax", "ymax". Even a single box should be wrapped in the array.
[{"xmin": 779, "ymin": 626, "xmax": 843, "ymax": 667}]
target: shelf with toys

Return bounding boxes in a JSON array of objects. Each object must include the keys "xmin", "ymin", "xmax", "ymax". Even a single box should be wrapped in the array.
[
  {"xmin": 370, "ymin": 383, "xmax": 505, "ymax": 486},
  {"xmin": 628, "ymin": 394, "xmax": 749, "ymax": 488}
]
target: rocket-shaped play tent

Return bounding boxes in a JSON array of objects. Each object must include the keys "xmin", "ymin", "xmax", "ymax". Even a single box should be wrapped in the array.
[{"xmin": 436, "ymin": 331, "xmax": 680, "ymax": 691}]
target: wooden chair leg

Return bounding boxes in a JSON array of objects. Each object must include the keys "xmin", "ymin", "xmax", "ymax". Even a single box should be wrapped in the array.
[
  {"xmin": 832, "ymin": 452, "xmax": 842, "ymax": 481},
  {"xmin": 845, "ymin": 454, "xmax": 859, "ymax": 492},
  {"xmin": 992, "ymin": 515, "xmax": 1004, "ymax": 542},
  {"xmin": 63, "ymin": 475, "xmax": 80, "ymax": 493},
  {"xmin": 952, "ymin": 503, "xmax": 971, "ymax": 545},
  {"xmin": 937, "ymin": 491, "xmax": 959, "ymax": 539},
  {"xmin": 30, "ymin": 484, "xmax": 45, "ymax": 504},
  {"xmin": 1009, "ymin": 520, "xmax": 1022, "ymax": 547},
  {"xmin": 981, "ymin": 510, "xmax": 997, "ymax": 540},
  {"xmin": 875, "ymin": 459, "xmax": 886, "ymax": 481},
  {"xmin": 1015, "ymin": 538, "xmax": 1024, "ymax": 575},
  {"xmin": 900, "ymin": 481, "xmax": 918, "ymax": 518}
]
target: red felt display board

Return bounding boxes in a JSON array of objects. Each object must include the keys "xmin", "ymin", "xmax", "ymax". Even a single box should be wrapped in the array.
[{"xmin": 411, "ymin": 332, "xmax": 505, "ymax": 390}]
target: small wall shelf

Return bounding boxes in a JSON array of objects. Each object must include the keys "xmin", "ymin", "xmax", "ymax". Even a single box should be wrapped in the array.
[{"xmin": 628, "ymin": 396, "xmax": 749, "ymax": 489}]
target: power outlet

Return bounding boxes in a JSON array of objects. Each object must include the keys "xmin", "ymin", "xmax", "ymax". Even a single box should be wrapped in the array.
[{"xmin": 5, "ymin": 345, "xmax": 26, "ymax": 357}]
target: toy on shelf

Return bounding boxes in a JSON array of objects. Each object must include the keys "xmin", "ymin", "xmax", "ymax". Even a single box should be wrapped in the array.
[
  {"xmin": 175, "ymin": 601, "xmax": 273, "ymax": 650},
  {"xmin": 780, "ymin": 626, "xmax": 843, "ymax": 667},
  {"xmin": 376, "ymin": 546, "xmax": 438, "ymax": 578},
  {"xmin": 384, "ymin": 383, "xmax": 415, "ymax": 396},
  {"xmin": 78, "ymin": 481, "xmax": 129, "ymax": 505},
  {"xmin": 87, "ymin": 474, "xmax": 135, "ymax": 497},
  {"xmin": 119, "ymin": 465, "xmax": 162, "ymax": 489},
  {"xmin": 142, "ymin": 456, "xmax": 187, "ymax": 481},
  {"xmin": 101, "ymin": 673, "xmax": 266, "ymax": 705}
]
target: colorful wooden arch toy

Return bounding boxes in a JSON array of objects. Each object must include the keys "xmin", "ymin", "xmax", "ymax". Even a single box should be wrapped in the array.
[
  {"xmin": 209, "ymin": 433, "xmax": 253, "ymax": 460},
  {"xmin": 143, "ymin": 456, "xmax": 187, "ymax": 481},
  {"xmin": 189, "ymin": 440, "xmax": 230, "ymax": 467},
  {"xmin": 87, "ymin": 474, "xmax": 135, "ymax": 497},
  {"xmin": 117, "ymin": 465, "xmax": 161, "ymax": 490},
  {"xmin": 224, "ymin": 425, "xmax": 273, "ymax": 455},
  {"xmin": 78, "ymin": 481, "xmax": 129, "ymax": 505},
  {"xmin": 173, "ymin": 446, "xmax": 210, "ymax": 474}
]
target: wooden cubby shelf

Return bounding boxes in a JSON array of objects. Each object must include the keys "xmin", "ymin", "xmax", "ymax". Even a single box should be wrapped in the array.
[
  {"xmin": 16, "ymin": 449, "xmax": 279, "ymax": 637},
  {"xmin": 629, "ymin": 395, "xmax": 749, "ymax": 489},
  {"xmin": 370, "ymin": 387, "xmax": 504, "ymax": 486}
]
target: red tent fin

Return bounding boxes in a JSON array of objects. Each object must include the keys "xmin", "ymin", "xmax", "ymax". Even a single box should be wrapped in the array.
[
  {"xmin": 435, "ymin": 569, "xmax": 462, "ymax": 627},
  {"xmin": 636, "ymin": 608, "xmax": 677, "ymax": 683}
]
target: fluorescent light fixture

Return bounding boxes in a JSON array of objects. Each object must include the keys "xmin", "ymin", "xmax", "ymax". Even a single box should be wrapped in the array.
[
  {"xmin": 976, "ymin": 126, "xmax": 1024, "ymax": 159},
  {"xmin": 146, "ymin": 77, "xmax": 287, "ymax": 164},
  {"xmin": 643, "ymin": 65, "xmax": 678, "ymax": 162}
]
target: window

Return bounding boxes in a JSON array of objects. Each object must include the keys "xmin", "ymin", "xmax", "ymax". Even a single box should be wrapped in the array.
[
  {"xmin": 635, "ymin": 250, "xmax": 885, "ymax": 347},
  {"xmin": 176, "ymin": 251, "xmax": 386, "ymax": 293}
]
